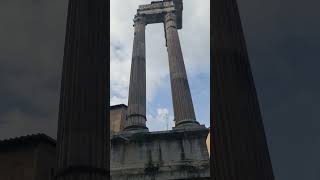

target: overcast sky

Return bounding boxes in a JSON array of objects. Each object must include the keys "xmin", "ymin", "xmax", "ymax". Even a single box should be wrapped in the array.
[
  {"xmin": 110, "ymin": 0, "xmax": 210, "ymax": 131},
  {"xmin": 0, "ymin": 0, "xmax": 320, "ymax": 179}
]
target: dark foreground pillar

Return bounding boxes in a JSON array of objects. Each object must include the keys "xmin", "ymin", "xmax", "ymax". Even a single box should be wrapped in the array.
[
  {"xmin": 164, "ymin": 12, "xmax": 200, "ymax": 129},
  {"xmin": 124, "ymin": 15, "xmax": 148, "ymax": 132},
  {"xmin": 55, "ymin": 0, "xmax": 108, "ymax": 179},
  {"xmin": 212, "ymin": 0, "xmax": 274, "ymax": 179}
]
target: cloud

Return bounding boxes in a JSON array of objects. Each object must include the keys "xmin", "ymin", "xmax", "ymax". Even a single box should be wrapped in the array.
[
  {"xmin": 146, "ymin": 107, "xmax": 174, "ymax": 131},
  {"xmin": 110, "ymin": 95, "xmax": 127, "ymax": 106},
  {"xmin": 0, "ymin": 0, "xmax": 67, "ymax": 139}
]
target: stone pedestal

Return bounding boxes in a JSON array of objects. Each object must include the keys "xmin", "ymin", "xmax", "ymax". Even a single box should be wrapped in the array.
[
  {"xmin": 55, "ymin": 0, "xmax": 108, "ymax": 179},
  {"xmin": 124, "ymin": 15, "xmax": 148, "ymax": 132},
  {"xmin": 110, "ymin": 128, "xmax": 210, "ymax": 180}
]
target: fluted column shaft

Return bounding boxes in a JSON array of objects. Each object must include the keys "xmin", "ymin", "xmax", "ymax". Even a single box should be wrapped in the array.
[
  {"xmin": 212, "ymin": 0, "xmax": 274, "ymax": 179},
  {"xmin": 55, "ymin": 0, "xmax": 108, "ymax": 179},
  {"xmin": 164, "ymin": 12, "xmax": 199, "ymax": 128},
  {"xmin": 124, "ymin": 15, "xmax": 148, "ymax": 131}
]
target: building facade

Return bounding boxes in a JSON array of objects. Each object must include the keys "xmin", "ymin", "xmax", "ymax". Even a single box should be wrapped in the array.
[{"xmin": 0, "ymin": 134, "xmax": 56, "ymax": 180}]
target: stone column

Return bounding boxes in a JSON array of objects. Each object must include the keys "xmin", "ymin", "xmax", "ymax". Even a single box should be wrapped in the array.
[
  {"xmin": 212, "ymin": 0, "xmax": 274, "ymax": 179},
  {"xmin": 123, "ymin": 15, "xmax": 148, "ymax": 132},
  {"xmin": 164, "ymin": 12, "xmax": 200, "ymax": 129},
  {"xmin": 55, "ymin": 0, "xmax": 108, "ymax": 179}
]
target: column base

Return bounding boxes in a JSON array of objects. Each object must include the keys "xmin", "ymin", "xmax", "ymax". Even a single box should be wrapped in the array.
[
  {"xmin": 173, "ymin": 119, "xmax": 206, "ymax": 130},
  {"xmin": 123, "ymin": 114, "xmax": 148, "ymax": 132},
  {"xmin": 123, "ymin": 125, "xmax": 149, "ymax": 133}
]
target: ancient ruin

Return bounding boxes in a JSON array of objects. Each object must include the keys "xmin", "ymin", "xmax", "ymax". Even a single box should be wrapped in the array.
[{"xmin": 110, "ymin": 0, "xmax": 210, "ymax": 179}]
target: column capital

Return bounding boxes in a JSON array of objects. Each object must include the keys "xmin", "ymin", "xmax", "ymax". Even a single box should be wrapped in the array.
[
  {"xmin": 164, "ymin": 12, "xmax": 178, "ymax": 29},
  {"xmin": 164, "ymin": 12, "xmax": 177, "ymax": 22},
  {"xmin": 133, "ymin": 14, "xmax": 147, "ymax": 26},
  {"xmin": 164, "ymin": 12, "xmax": 178, "ymax": 47}
]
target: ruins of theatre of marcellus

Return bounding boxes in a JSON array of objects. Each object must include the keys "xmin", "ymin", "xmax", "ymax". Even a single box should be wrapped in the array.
[{"xmin": 0, "ymin": 0, "xmax": 275, "ymax": 180}]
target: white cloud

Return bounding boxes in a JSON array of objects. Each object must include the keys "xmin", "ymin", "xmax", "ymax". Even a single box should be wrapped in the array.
[
  {"xmin": 146, "ymin": 107, "xmax": 175, "ymax": 131},
  {"xmin": 110, "ymin": 96, "xmax": 127, "ymax": 106}
]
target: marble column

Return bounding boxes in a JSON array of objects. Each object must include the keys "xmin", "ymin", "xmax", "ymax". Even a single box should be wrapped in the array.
[
  {"xmin": 164, "ymin": 12, "xmax": 200, "ymax": 129},
  {"xmin": 211, "ymin": 0, "xmax": 274, "ymax": 179},
  {"xmin": 55, "ymin": 0, "xmax": 108, "ymax": 179},
  {"xmin": 124, "ymin": 15, "xmax": 148, "ymax": 132}
]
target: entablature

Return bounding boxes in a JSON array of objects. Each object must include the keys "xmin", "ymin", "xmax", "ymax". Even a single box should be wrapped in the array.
[{"xmin": 136, "ymin": 0, "xmax": 182, "ymax": 29}]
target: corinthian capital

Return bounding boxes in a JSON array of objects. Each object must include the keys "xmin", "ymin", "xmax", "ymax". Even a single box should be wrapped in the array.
[
  {"xmin": 164, "ymin": 12, "xmax": 177, "ymax": 30},
  {"xmin": 133, "ymin": 14, "xmax": 146, "ymax": 25}
]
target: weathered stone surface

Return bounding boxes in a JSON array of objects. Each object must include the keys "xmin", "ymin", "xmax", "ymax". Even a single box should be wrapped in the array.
[
  {"xmin": 211, "ymin": 0, "xmax": 274, "ymax": 179},
  {"xmin": 110, "ymin": 104, "xmax": 127, "ymax": 135},
  {"xmin": 137, "ymin": 0, "xmax": 183, "ymax": 29},
  {"xmin": 55, "ymin": 0, "xmax": 109, "ymax": 179},
  {"xmin": 0, "ymin": 134, "xmax": 56, "ymax": 180},
  {"xmin": 164, "ymin": 12, "xmax": 201, "ymax": 129},
  {"xmin": 110, "ymin": 128, "xmax": 210, "ymax": 180},
  {"xmin": 124, "ymin": 14, "xmax": 148, "ymax": 132},
  {"xmin": 126, "ymin": 0, "xmax": 202, "ymax": 130}
]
